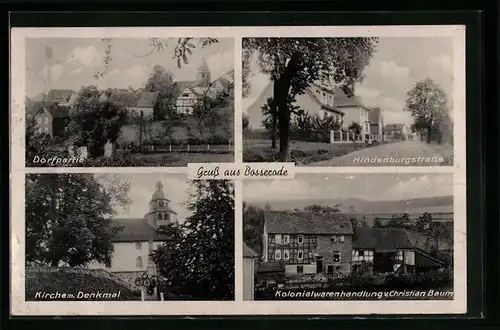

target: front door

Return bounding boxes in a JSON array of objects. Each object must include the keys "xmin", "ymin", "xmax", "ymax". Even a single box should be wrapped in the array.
[{"xmin": 316, "ymin": 257, "xmax": 323, "ymax": 273}]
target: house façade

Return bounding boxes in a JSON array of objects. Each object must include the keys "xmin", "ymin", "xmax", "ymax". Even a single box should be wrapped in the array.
[{"xmin": 261, "ymin": 211, "xmax": 445, "ymax": 278}]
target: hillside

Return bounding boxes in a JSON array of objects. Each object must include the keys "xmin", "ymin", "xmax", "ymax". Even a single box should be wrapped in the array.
[{"xmin": 247, "ymin": 195, "xmax": 453, "ymax": 214}]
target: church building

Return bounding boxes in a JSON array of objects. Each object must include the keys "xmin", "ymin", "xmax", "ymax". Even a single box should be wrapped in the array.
[{"xmin": 89, "ymin": 181, "xmax": 178, "ymax": 284}]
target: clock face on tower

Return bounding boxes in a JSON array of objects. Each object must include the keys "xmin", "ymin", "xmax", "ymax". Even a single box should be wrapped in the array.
[{"xmin": 158, "ymin": 200, "xmax": 166, "ymax": 208}]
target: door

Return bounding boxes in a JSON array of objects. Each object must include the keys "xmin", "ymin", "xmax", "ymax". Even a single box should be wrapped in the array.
[{"xmin": 316, "ymin": 257, "xmax": 323, "ymax": 273}]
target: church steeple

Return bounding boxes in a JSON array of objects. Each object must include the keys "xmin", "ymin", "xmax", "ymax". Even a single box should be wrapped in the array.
[
  {"xmin": 146, "ymin": 181, "xmax": 177, "ymax": 229},
  {"xmin": 196, "ymin": 58, "xmax": 211, "ymax": 87}
]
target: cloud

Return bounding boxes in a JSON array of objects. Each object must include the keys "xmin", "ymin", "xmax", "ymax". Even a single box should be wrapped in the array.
[
  {"xmin": 67, "ymin": 45, "xmax": 102, "ymax": 67},
  {"xmin": 384, "ymin": 174, "xmax": 452, "ymax": 200},
  {"xmin": 68, "ymin": 68, "xmax": 83, "ymax": 75},
  {"xmin": 95, "ymin": 65, "xmax": 151, "ymax": 90},
  {"xmin": 206, "ymin": 51, "xmax": 234, "ymax": 79},
  {"xmin": 378, "ymin": 61, "xmax": 410, "ymax": 80}
]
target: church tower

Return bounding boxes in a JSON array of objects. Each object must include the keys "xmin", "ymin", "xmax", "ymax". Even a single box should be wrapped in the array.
[
  {"xmin": 196, "ymin": 58, "xmax": 211, "ymax": 87},
  {"xmin": 146, "ymin": 181, "xmax": 178, "ymax": 229}
]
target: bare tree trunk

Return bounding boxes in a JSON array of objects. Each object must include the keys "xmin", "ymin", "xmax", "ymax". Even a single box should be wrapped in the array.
[
  {"xmin": 271, "ymin": 82, "xmax": 278, "ymax": 149},
  {"xmin": 277, "ymin": 53, "xmax": 302, "ymax": 162}
]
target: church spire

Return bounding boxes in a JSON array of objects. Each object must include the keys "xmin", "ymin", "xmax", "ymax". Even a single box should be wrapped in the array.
[
  {"xmin": 155, "ymin": 181, "xmax": 163, "ymax": 192},
  {"xmin": 151, "ymin": 181, "xmax": 166, "ymax": 201},
  {"xmin": 196, "ymin": 57, "xmax": 211, "ymax": 86}
]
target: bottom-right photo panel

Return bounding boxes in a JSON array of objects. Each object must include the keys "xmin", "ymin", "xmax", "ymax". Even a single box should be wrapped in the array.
[{"xmin": 242, "ymin": 173, "xmax": 454, "ymax": 301}]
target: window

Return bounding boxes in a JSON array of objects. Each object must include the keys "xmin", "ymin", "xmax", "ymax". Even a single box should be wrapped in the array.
[
  {"xmin": 275, "ymin": 234, "xmax": 282, "ymax": 244},
  {"xmin": 396, "ymin": 251, "xmax": 404, "ymax": 261},
  {"xmin": 298, "ymin": 250, "xmax": 304, "ymax": 261},
  {"xmin": 358, "ymin": 250, "xmax": 364, "ymax": 257},
  {"xmin": 44, "ymin": 117, "xmax": 49, "ymax": 124},
  {"xmin": 297, "ymin": 235, "xmax": 304, "ymax": 245},
  {"xmin": 135, "ymin": 242, "xmax": 142, "ymax": 250},
  {"xmin": 274, "ymin": 249, "xmax": 282, "ymax": 260},
  {"xmin": 44, "ymin": 127, "xmax": 49, "ymax": 133},
  {"xmin": 136, "ymin": 256, "xmax": 143, "ymax": 268},
  {"xmin": 283, "ymin": 249, "xmax": 290, "ymax": 260},
  {"xmin": 327, "ymin": 265, "xmax": 334, "ymax": 274},
  {"xmin": 182, "ymin": 93, "xmax": 190, "ymax": 97},
  {"xmin": 331, "ymin": 235, "xmax": 345, "ymax": 244},
  {"xmin": 297, "ymin": 265, "xmax": 304, "ymax": 273},
  {"xmin": 157, "ymin": 200, "xmax": 166, "ymax": 208},
  {"xmin": 332, "ymin": 251, "xmax": 341, "ymax": 263},
  {"xmin": 157, "ymin": 213, "xmax": 164, "ymax": 221},
  {"xmin": 283, "ymin": 235, "xmax": 290, "ymax": 244},
  {"xmin": 105, "ymin": 260, "xmax": 112, "ymax": 268}
]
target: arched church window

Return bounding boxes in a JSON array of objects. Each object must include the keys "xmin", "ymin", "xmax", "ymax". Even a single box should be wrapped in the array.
[
  {"xmin": 157, "ymin": 213, "xmax": 164, "ymax": 221},
  {"xmin": 136, "ymin": 256, "xmax": 143, "ymax": 268}
]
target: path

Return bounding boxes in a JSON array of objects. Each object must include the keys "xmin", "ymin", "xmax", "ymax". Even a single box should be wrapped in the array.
[{"xmin": 308, "ymin": 140, "xmax": 453, "ymax": 166}]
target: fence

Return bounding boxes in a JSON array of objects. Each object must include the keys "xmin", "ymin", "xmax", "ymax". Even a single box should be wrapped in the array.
[{"xmin": 128, "ymin": 143, "xmax": 233, "ymax": 154}]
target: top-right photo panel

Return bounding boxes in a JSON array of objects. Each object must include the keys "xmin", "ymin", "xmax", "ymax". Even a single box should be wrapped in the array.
[{"xmin": 242, "ymin": 36, "xmax": 459, "ymax": 166}]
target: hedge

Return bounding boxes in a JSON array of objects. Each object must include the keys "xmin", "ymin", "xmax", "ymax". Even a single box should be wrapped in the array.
[{"xmin": 25, "ymin": 266, "xmax": 142, "ymax": 301}]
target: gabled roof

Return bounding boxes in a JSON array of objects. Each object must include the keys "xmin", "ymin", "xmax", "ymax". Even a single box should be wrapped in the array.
[
  {"xmin": 305, "ymin": 87, "xmax": 344, "ymax": 115},
  {"xmin": 33, "ymin": 101, "xmax": 70, "ymax": 118},
  {"xmin": 186, "ymin": 86, "xmax": 217, "ymax": 99},
  {"xmin": 111, "ymin": 218, "xmax": 167, "ymax": 242},
  {"xmin": 136, "ymin": 92, "xmax": 159, "ymax": 108},
  {"xmin": 264, "ymin": 211, "xmax": 353, "ymax": 235},
  {"xmin": 243, "ymin": 242, "xmax": 259, "ymax": 258},
  {"xmin": 47, "ymin": 89, "xmax": 75, "ymax": 102},
  {"xmin": 353, "ymin": 227, "xmax": 414, "ymax": 251},
  {"xmin": 333, "ymin": 87, "xmax": 367, "ymax": 108},
  {"xmin": 175, "ymin": 80, "xmax": 198, "ymax": 90}
]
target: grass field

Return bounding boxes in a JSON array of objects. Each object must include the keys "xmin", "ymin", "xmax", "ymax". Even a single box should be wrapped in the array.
[{"xmin": 243, "ymin": 139, "xmax": 370, "ymax": 164}]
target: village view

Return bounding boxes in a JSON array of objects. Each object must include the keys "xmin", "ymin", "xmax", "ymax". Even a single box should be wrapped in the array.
[
  {"xmin": 242, "ymin": 37, "xmax": 455, "ymax": 166},
  {"xmin": 242, "ymin": 174, "xmax": 454, "ymax": 300},
  {"xmin": 25, "ymin": 38, "xmax": 234, "ymax": 167}
]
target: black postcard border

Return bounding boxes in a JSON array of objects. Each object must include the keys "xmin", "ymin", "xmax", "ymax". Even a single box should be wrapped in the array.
[{"xmin": 4, "ymin": 4, "xmax": 497, "ymax": 329}]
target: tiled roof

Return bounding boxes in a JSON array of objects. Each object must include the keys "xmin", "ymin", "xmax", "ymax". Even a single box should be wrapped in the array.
[
  {"xmin": 136, "ymin": 92, "xmax": 159, "ymax": 108},
  {"xmin": 33, "ymin": 101, "xmax": 70, "ymax": 118},
  {"xmin": 304, "ymin": 87, "xmax": 344, "ymax": 115},
  {"xmin": 353, "ymin": 227, "xmax": 414, "ymax": 251},
  {"xmin": 111, "ymin": 218, "xmax": 167, "ymax": 242},
  {"xmin": 334, "ymin": 87, "xmax": 366, "ymax": 108},
  {"xmin": 264, "ymin": 211, "xmax": 354, "ymax": 235},
  {"xmin": 243, "ymin": 242, "xmax": 259, "ymax": 258},
  {"xmin": 187, "ymin": 86, "xmax": 217, "ymax": 98},
  {"xmin": 47, "ymin": 89, "xmax": 74, "ymax": 102}
]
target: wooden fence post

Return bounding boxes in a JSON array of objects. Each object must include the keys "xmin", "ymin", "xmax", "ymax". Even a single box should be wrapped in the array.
[
  {"xmin": 169, "ymin": 144, "xmax": 172, "ymax": 152},
  {"xmin": 160, "ymin": 292, "xmax": 165, "ymax": 301},
  {"xmin": 187, "ymin": 144, "xmax": 190, "ymax": 152},
  {"xmin": 141, "ymin": 290, "xmax": 145, "ymax": 301},
  {"xmin": 207, "ymin": 144, "xmax": 210, "ymax": 151}
]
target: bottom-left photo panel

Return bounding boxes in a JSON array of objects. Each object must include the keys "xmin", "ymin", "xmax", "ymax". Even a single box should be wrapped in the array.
[{"xmin": 24, "ymin": 173, "xmax": 235, "ymax": 301}]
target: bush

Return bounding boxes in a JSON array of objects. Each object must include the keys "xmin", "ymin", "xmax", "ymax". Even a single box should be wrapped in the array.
[
  {"xmin": 386, "ymin": 270, "xmax": 453, "ymax": 290},
  {"xmin": 25, "ymin": 266, "xmax": 142, "ymax": 301}
]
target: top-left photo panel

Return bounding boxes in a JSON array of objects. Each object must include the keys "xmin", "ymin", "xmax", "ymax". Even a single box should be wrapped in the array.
[{"xmin": 22, "ymin": 37, "xmax": 235, "ymax": 167}]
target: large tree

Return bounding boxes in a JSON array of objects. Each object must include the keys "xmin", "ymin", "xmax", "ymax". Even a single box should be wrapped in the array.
[
  {"xmin": 25, "ymin": 173, "xmax": 130, "ymax": 267},
  {"xmin": 67, "ymin": 85, "xmax": 128, "ymax": 158},
  {"xmin": 404, "ymin": 78, "xmax": 450, "ymax": 144},
  {"xmin": 145, "ymin": 65, "xmax": 179, "ymax": 120},
  {"xmin": 152, "ymin": 180, "xmax": 234, "ymax": 300},
  {"xmin": 243, "ymin": 37, "xmax": 378, "ymax": 160}
]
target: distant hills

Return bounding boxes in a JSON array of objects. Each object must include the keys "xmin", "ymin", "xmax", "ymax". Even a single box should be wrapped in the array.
[{"xmin": 246, "ymin": 195, "xmax": 453, "ymax": 214}]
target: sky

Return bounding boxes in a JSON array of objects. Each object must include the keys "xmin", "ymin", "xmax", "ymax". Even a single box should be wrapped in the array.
[
  {"xmin": 243, "ymin": 173, "xmax": 453, "ymax": 202},
  {"xmin": 96, "ymin": 174, "xmax": 194, "ymax": 223},
  {"xmin": 243, "ymin": 37, "xmax": 454, "ymax": 125},
  {"xmin": 26, "ymin": 38, "xmax": 234, "ymax": 98}
]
